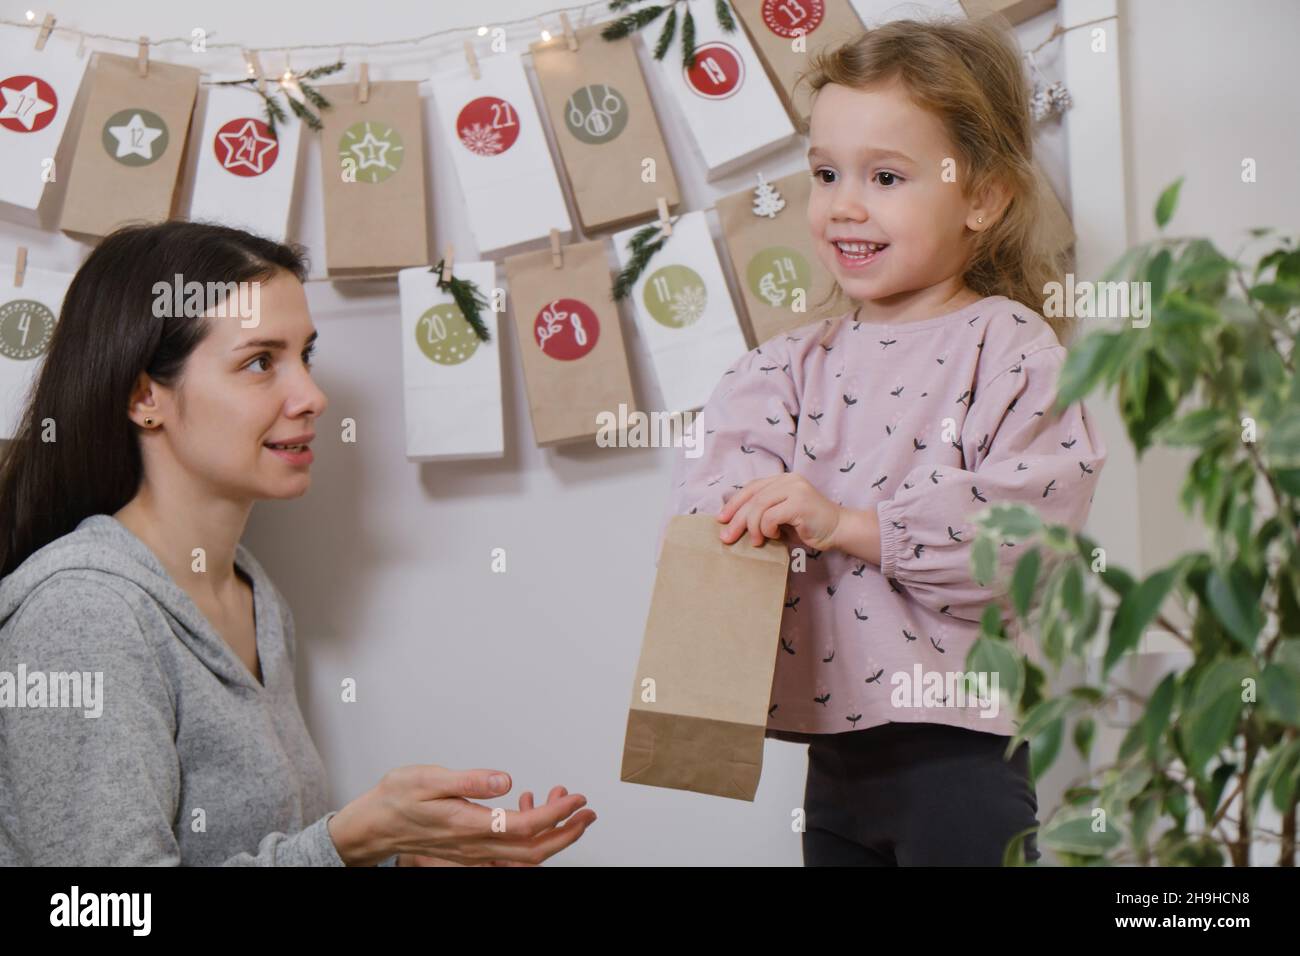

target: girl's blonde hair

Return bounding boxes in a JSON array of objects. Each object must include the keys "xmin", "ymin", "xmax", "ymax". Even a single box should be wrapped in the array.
[{"xmin": 799, "ymin": 16, "xmax": 1076, "ymax": 345}]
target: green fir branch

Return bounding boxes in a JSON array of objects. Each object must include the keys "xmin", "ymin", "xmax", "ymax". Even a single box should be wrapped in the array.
[
  {"xmin": 429, "ymin": 259, "xmax": 493, "ymax": 342},
  {"xmin": 683, "ymin": 7, "xmax": 697, "ymax": 70},
  {"xmin": 613, "ymin": 221, "xmax": 677, "ymax": 301},
  {"xmin": 653, "ymin": 6, "xmax": 678, "ymax": 60},
  {"xmin": 601, "ymin": 4, "xmax": 668, "ymax": 41}
]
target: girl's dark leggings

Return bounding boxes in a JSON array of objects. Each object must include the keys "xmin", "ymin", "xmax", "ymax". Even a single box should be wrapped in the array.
[{"xmin": 802, "ymin": 720, "xmax": 1042, "ymax": 866}]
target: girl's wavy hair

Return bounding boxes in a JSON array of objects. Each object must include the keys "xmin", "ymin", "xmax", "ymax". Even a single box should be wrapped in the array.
[{"xmin": 797, "ymin": 15, "xmax": 1076, "ymax": 345}]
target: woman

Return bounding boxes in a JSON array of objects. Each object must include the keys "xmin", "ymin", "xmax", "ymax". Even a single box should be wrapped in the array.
[{"xmin": 0, "ymin": 220, "xmax": 596, "ymax": 866}]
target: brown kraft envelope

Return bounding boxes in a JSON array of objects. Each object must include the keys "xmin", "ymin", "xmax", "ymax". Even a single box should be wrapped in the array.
[
  {"xmin": 621, "ymin": 514, "xmax": 789, "ymax": 801},
  {"xmin": 317, "ymin": 81, "xmax": 429, "ymax": 276},
  {"xmin": 59, "ymin": 52, "xmax": 199, "ymax": 238},
  {"xmin": 732, "ymin": 0, "xmax": 865, "ymax": 131},
  {"xmin": 717, "ymin": 168, "xmax": 835, "ymax": 348},
  {"xmin": 529, "ymin": 24, "xmax": 681, "ymax": 234},
  {"xmin": 503, "ymin": 238, "xmax": 637, "ymax": 446}
]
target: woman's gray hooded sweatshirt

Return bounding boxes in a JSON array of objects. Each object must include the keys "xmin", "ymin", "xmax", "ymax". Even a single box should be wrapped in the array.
[{"xmin": 0, "ymin": 513, "xmax": 373, "ymax": 865}]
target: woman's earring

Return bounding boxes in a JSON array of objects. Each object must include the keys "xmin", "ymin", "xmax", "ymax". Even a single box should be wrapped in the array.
[{"xmin": 977, "ymin": 216, "xmax": 984, "ymax": 224}]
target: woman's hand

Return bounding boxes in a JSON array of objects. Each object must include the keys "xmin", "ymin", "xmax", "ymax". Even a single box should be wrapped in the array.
[
  {"xmin": 716, "ymin": 474, "xmax": 844, "ymax": 551},
  {"xmin": 396, "ymin": 787, "xmax": 574, "ymax": 866},
  {"xmin": 327, "ymin": 766, "xmax": 596, "ymax": 867}
]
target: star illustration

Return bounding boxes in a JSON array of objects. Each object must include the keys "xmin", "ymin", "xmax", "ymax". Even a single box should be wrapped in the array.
[
  {"xmin": 107, "ymin": 112, "xmax": 164, "ymax": 160},
  {"xmin": 348, "ymin": 126, "xmax": 400, "ymax": 171},
  {"xmin": 1, "ymin": 80, "xmax": 55, "ymax": 130},
  {"xmin": 216, "ymin": 119, "xmax": 278, "ymax": 174}
]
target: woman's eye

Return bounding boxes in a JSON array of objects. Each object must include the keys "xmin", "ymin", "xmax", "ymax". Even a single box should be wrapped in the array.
[
  {"xmin": 875, "ymin": 171, "xmax": 900, "ymax": 186},
  {"xmin": 303, "ymin": 349, "xmax": 315, "ymax": 368},
  {"xmin": 248, "ymin": 354, "xmax": 272, "ymax": 373}
]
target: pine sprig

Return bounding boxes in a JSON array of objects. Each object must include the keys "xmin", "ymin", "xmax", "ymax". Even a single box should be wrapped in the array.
[
  {"xmin": 429, "ymin": 259, "xmax": 492, "ymax": 342},
  {"xmin": 602, "ymin": 2, "xmax": 735, "ymax": 68},
  {"xmin": 612, "ymin": 218, "xmax": 679, "ymax": 301},
  {"xmin": 653, "ymin": 6, "xmax": 678, "ymax": 60},
  {"xmin": 212, "ymin": 60, "xmax": 344, "ymax": 135}
]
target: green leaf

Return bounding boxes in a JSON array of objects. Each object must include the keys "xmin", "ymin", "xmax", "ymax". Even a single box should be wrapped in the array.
[
  {"xmin": 1154, "ymin": 176, "xmax": 1184, "ymax": 229},
  {"xmin": 1056, "ymin": 331, "xmax": 1130, "ymax": 406},
  {"xmin": 1104, "ymin": 564, "xmax": 1183, "ymax": 674},
  {"xmin": 1205, "ymin": 561, "xmax": 1264, "ymax": 651},
  {"xmin": 967, "ymin": 635, "xmax": 1023, "ymax": 710},
  {"xmin": 1142, "ymin": 672, "xmax": 1177, "ymax": 760},
  {"xmin": 972, "ymin": 533, "xmax": 998, "ymax": 587},
  {"xmin": 977, "ymin": 503, "xmax": 1043, "ymax": 539},
  {"xmin": 1184, "ymin": 659, "xmax": 1252, "ymax": 774},
  {"xmin": 1039, "ymin": 811, "xmax": 1122, "ymax": 856},
  {"xmin": 1259, "ymin": 664, "xmax": 1300, "ymax": 728},
  {"xmin": 1010, "ymin": 548, "xmax": 1042, "ymax": 618},
  {"xmin": 1073, "ymin": 715, "xmax": 1096, "ymax": 759}
]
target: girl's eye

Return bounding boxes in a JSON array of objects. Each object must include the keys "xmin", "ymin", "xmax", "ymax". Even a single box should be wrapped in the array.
[
  {"xmin": 875, "ymin": 171, "xmax": 901, "ymax": 187},
  {"xmin": 811, "ymin": 168, "xmax": 836, "ymax": 185}
]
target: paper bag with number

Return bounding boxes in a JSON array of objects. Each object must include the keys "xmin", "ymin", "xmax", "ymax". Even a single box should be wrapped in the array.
[
  {"xmin": 317, "ymin": 81, "xmax": 429, "ymax": 275},
  {"xmin": 621, "ymin": 514, "xmax": 789, "ymax": 801},
  {"xmin": 397, "ymin": 262, "xmax": 504, "ymax": 461},
  {"xmin": 0, "ymin": 25, "xmax": 90, "ymax": 211},
  {"xmin": 502, "ymin": 238, "xmax": 637, "ymax": 447},
  {"xmin": 59, "ymin": 52, "xmax": 199, "ymax": 238},
  {"xmin": 611, "ymin": 210, "xmax": 749, "ymax": 414},
  {"xmin": 732, "ymin": 0, "xmax": 865, "ymax": 130},
  {"xmin": 529, "ymin": 24, "xmax": 681, "ymax": 234},
  {"xmin": 716, "ymin": 169, "xmax": 835, "ymax": 348},
  {"xmin": 0, "ymin": 261, "xmax": 71, "ymax": 439}
]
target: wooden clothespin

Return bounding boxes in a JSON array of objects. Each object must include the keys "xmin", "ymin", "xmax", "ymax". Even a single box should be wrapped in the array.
[
  {"xmin": 14, "ymin": 247, "xmax": 28, "ymax": 289},
  {"xmin": 441, "ymin": 244, "xmax": 455, "ymax": 284},
  {"xmin": 34, "ymin": 13, "xmax": 55, "ymax": 51},
  {"xmin": 550, "ymin": 229, "xmax": 563, "ymax": 269},
  {"xmin": 463, "ymin": 39, "xmax": 480, "ymax": 81},
  {"xmin": 137, "ymin": 36, "xmax": 149, "ymax": 77},
  {"xmin": 358, "ymin": 62, "xmax": 370, "ymax": 104},
  {"xmin": 560, "ymin": 13, "xmax": 579, "ymax": 52},
  {"xmin": 244, "ymin": 50, "xmax": 266, "ymax": 95},
  {"xmin": 656, "ymin": 197, "xmax": 673, "ymax": 237}
]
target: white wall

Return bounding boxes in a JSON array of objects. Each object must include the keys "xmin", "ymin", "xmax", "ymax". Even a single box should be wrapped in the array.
[{"xmin": 2, "ymin": 0, "xmax": 1294, "ymax": 865}]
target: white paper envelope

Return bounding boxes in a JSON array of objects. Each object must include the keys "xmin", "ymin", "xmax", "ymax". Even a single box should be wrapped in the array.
[{"xmin": 397, "ymin": 261, "xmax": 505, "ymax": 461}]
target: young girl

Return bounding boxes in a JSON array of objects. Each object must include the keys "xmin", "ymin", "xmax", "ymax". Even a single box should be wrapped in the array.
[{"xmin": 657, "ymin": 18, "xmax": 1106, "ymax": 865}]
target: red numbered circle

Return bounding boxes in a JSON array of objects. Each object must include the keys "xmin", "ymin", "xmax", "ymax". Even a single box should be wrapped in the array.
[
  {"xmin": 0, "ymin": 74, "xmax": 58, "ymax": 133},
  {"xmin": 213, "ymin": 117, "xmax": 279, "ymax": 177},
  {"xmin": 684, "ymin": 43, "xmax": 744, "ymax": 99},
  {"xmin": 762, "ymin": 0, "xmax": 825, "ymax": 38},
  {"xmin": 534, "ymin": 298, "xmax": 599, "ymax": 361},
  {"xmin": 456, "ymin": 96, "xmax": 521, "ymax": 156}
]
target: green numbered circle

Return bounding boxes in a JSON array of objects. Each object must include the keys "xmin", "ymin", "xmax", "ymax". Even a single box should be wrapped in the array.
[
  {"xmin": 746, "ymin": 246, "xmax": 811, "ymax": 309},
  {"xmin": 643, "ymin": 264, "xmax": 707, "ymax": 328},
  {"xmin": 102, "ymin": 108, "xmax": 169, "ymax": 166},
  {"xmin": 564, "ymin": 84, "xmax": 628, "ymax": 144},
  {"xmin": 339, "ymin": 120, "xmax": 404, "ymax": 183},
  {"xmin": 0, "ymin": 298, "xmax": 55, "ymax": 360},
  {"xmin": 416, "ymin": 303, "xmax": 480, "ymax": 366}
]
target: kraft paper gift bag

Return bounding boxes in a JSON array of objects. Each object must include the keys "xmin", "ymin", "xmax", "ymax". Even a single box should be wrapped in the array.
[
  {"xmin": 58, "ymin": 52, "xmax": 199, "ymax": 238},
  {"xmin": 621, "ymin": 514, "xmax": 790, "ymax": 801},
  {"xmin": 0, "ymin": 24, "xmax": 89, "ymax": 211},
  {"xmin": 611, "ymin": 209, "xmax": 749, "ymax": 414},
  {"xmin": 397, "ymin": 261, "xmax": 504, "ymax": 461},
  {"xmin": 529, "ymin": 23, "xmax": 681, "ymax": 234},
  {"xmin": 502, "ymin": 238, "xmax": 638, "ymax": 447},
  {"xmin": 0, "ymin": 260, "xmax": 71, "ymax": 439},
  {"xmin": 187, "ymin": 82, "xmax": 301, "ymax": 242},
  {"xmin": 428, "ymin": 50, "xmax": 571, "ymax": 254},
  {"xmin": 317, "ymin": 80, "xmax": 429, "ymax": 276},
  {"xmin": 732, "ymin": 0, "xmax": 865, "ymax": 130},
  {"xmin": 644, "ymin": 0, "xmax": 796, "ymax": 180},
  {"xmin": 716, "ymin": 168, "xmax": 834, "ymax": 348}
]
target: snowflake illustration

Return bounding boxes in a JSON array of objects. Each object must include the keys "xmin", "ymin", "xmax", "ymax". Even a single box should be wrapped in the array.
[
  {"xmin": 460, "ymin": 122, "xmax": 503, "ymax": 156},
  {"xmin": 669, "ymin": 284, "xmax": 707, "ymax": 326}
]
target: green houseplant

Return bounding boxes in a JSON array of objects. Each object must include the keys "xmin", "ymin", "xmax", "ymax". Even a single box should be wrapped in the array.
[{"xmin": 966, "ymin": 178, "xmax": 1300, "ymax": 866}]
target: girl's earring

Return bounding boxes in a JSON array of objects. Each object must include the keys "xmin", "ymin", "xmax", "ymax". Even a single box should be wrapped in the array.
[
  {"xmin": 977, "ymin": 216, "xmax": 984, "ymax": 224},
  {"xmin": 144, "ymin": 417, "xmax": 154, "ymax": 426}
]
